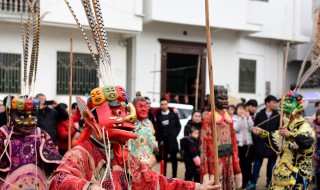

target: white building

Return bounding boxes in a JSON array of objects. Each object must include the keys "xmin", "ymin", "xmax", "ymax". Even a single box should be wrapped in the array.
[{"xmin": 0, "ymin": 0, "xmax": 314, "ymax": 107}]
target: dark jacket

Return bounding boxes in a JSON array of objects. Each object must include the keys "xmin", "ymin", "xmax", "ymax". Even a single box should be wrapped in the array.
[
  {"xmin": 253, "ymin": 108, "xmax": 279, "ymax": 158},
  {"xmin": 184, "ymin": 120, "xmax": 202, "ymax": 137},
  {"xmin": 0, "ymin": 112, "xmax": 7, "ymax": 127},
  {"xmin": 180, "ymin": 136, "xmax": 200, "ymax": 173},
  {"xmin": 156, "ymin": 110, "xmax": 181, "ymax": 152},
  {"xmin": 37, "ymin": 105, "xmax": 69, "ymax": 144}
]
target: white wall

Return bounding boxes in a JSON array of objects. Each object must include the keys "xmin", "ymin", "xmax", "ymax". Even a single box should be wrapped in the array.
[
  {"xmin": 135, "ymin": 22, "xmax": 284, "ymax": 105},
  {"xmin": 41, "ymin": 0, "xmax": 143, "ymax": 33},
  {"xmin": 0, "ymin": 22, "xmax": 127, "ymax": 106},
  {"xmin": 144, "ymin": 0, "xmax": 260, "ymax": 32}
]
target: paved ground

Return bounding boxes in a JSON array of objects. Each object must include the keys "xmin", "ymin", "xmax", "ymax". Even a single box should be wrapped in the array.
[{"xmin": 153, "ymin": 159, "xmax": 316, "ymax": 190}]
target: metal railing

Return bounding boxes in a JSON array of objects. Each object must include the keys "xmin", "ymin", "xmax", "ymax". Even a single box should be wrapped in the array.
[{"xmin": 0, "ymin": 0, "xmax": 31, "ymax": 14}]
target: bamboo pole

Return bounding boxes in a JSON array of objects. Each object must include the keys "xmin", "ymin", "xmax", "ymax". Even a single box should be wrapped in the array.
[
  {"xmin": 279, "ymin": 42, "xmax": 290, "ymax": 129},
  {"xmin": 205, "ymin": 0, "xmax": 219, "ymax": 185},
  {"xmin": 195, "ymin": 55, "xmax": 201, "ymax": 110},
  {"xmin": 68, "ymin": 38, "xmax": 73, "ymax": 150}
]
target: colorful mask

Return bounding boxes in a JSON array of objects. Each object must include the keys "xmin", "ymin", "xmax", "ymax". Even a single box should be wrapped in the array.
[
  {"xmin": 90, "ymin": 87, "xmax": 106, "ymax": 106},
  {"xmin": 280, "ymin": 90, "xmax": 304, "ymax": 115},
  {"xmin": 17, "ymin": 99, "xmax": 25, "ymax": 111},
  {"xmin": 135, "ymin": 100, "xmax": 148, "ymax": 120},
  {"xmin": 115, "ymin": 86, "xmax": 127, "ymax": 102},
  {"xmin": 78, "ymin": 85, "xmax": 137, "ymax": 144},
  {"xmin": 9, "ymin": 97, "xmax": 40, "ymax": 135},
  {"xmin": 214, "ymin": 85, "xmax": 228, "ymax": 109},
  {"xmin": 12, "ymin": 97, "xmax": 19, "ymax": 109},
  {"xmin": 103, "ymin": 85, "xmax": 119, "ymax": 102}
]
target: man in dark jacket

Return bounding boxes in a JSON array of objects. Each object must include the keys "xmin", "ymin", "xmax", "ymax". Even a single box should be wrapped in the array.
[
  {"xmin": 156, "ymin": 98, "xmax": 181, "ymax": 178},
  {"xmin": 36, "ymin": 93, "xmax": 69, "ymax": 145},
  {"xmin": 247, "ymin": 95, "xmax": 279, "ymax": 190}
]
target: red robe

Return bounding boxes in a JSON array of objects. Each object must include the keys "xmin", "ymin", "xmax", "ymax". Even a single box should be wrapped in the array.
[
  {"xmin": 49, "ymin": 139, "xmax": 198, "ymax": 190},
  {"xmin": 200, "ymin": 111, "xmax": 241, "ymax": 190}
]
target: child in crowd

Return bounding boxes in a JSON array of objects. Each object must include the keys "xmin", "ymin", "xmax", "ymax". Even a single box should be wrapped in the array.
[{"xmin": 180, "ymin": 127, "xmax": 201, "ymax": 182}]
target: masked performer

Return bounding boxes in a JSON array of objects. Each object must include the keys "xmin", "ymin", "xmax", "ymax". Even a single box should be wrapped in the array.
[
  {"xmin": 48, "ymin": 85, "xmax": 221, "ymax": 190},
  {"xmin": 0, "ymin": 97, "xmax": 62, "ymax": 190},
  {"xmin": 200, "ymin": 85, "xmax": 242, "ymax": 190},
  {"xmin": 128, "ymin": 92, "xmax": 157, "ymax": 168},
  {"xmin": 251, "ymin": 91, "xmax": 315, "ymax": 190}
]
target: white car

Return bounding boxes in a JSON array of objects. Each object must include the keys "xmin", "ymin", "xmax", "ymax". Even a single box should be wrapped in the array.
[{"xmin": 150, "ymin": 103, "xmax": 194, "ymax": 149}]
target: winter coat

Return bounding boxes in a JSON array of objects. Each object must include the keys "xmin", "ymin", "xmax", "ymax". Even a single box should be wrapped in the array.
[
  {"xmin": 180, "ymin": 136, "xmax": 200, "ymax": 173},
  {"xmin": 37, "ymin": 105, "xmax": 69, "ymax": 144},
  {"xmin": 156, "ymin": 110, "xmax": 181, "ymax": 152},
  {"xmin": 252, "ymin": 108, "xmax": 279, "ymax": 158},
  {"xmin": 184, "ymin": 120, "xmax": 202, "ymax": 137}
]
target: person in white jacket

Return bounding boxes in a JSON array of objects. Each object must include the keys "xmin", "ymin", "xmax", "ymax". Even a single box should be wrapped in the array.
[{"xmin": 232, "ymin": 103, "xmax": 254, "ymax": 189}]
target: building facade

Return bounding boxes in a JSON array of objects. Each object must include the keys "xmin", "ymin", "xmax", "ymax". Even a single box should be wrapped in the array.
[{"xmin": 0, "ymin": 0, "xmax": 313, "ymax": 106}]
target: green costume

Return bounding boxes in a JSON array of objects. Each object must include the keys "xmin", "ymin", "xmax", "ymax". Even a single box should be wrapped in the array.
[{"xmin": 254, "ymin": 91, "xmax": 315, "ymax": 190}]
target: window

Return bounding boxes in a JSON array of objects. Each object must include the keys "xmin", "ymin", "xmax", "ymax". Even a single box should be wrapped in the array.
[
  {"xmin": 239, "ymin": 59, "xmax": 256, "ymax": 93},
  {"xmin": 57, "ymin": 52, "xmax": 99, "ymax": 95},
  {"xmin": 0, "ymin": 53, "xmax": 21, "ymax": 93}
]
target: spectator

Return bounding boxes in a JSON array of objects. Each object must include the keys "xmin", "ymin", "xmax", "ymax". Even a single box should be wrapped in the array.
[
  {"xmin": 245, "ymin": 99, "xmax": 258, "ymax": 121},
  {"xmin": 308, "ymin": 101, "xmax": 320, "ymax": 124},
  {"xmin": 145, "ymin": 96, "xmax": 156, "ymax": 127},
  {"xmin": 184, "ymin": 110, "xmax": 202, "ymax": 137},
  {"xmin": 180, "ymin": 127, "xmax": 201, "ymax": 182},
  {"xmin": 0, "ymin": 96, "xmax": 14, "ymax": 127},
  {"xmin": 36, "ymin": 93, "xmax": 69, "ymax": 145},
  {"xmin": 227, "ymin": 104, "xmax": 236, "ymax": 116},
  {"xmin": 232, "ymin": 103, "xmax": 254, "ymax": 189},
  {"xmin": 156, "ymin": 98, "xmax": 181, "ymax": 178},
  {"xmin": 247, "ymin": 95, "xmax": 280, "ymax": 190},
  {"xmin": 55, "ymin": 103, "xmax": 82, "ymax": 155},
  {"xmin": 0, "ymin": 103, "xmax": 4, "ymax": 113}
]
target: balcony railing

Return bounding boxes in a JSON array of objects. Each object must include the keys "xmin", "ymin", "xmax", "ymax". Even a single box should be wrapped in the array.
[{"xmin": 0, "ymin": 0, "xmax": 30, "ymax": 14}]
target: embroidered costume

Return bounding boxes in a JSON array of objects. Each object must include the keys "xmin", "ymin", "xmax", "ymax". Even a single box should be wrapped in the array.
[
  {"xmin": 128, "ymin": 92, "xmax": 157, "ymax": 168},
  {"xmin": 200, "ymin": 86, "xmax": 242, "ymax": 190},
  {"xmin": 253, "ymin": 91, "xmax": 315, "ymax": 190}
]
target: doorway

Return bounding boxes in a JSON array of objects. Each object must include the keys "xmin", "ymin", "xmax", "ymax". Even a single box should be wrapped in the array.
[{"xmin": 159, "ymin": 39, "xmax": 206, "ymax": 109}]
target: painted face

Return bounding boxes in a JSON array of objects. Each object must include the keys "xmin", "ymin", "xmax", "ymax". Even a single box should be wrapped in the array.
[
  {"xmin": 103, "ymin": 85, "xmax": 119, "ymax": 102},
  {"xmin": 24, "ymin": 99, "xmax": 34, "ymax": 111},
  {"xmin": 17, "ymin": 99, "xmax": 25, "ymax": 111},
  {"xmin": 90, "ymin": 87, "xmax": 106, "ymax": 106},
  {"xmin": 95, "ymin": 101, "xmax": 137, "ymax": 143},
  {"xmin": 214, "ymin": 86, "xmax": 228, "ymax": 109},
  {"xmin": 135, "ymin": 100, "xmax": 148, "ymax": 120},
  {"xmin": 115, "ymin": 86, "xmax": 126, "ymax": 102},
  {"xmin": 12, "ymin": 97, "xmax": 19, "ymax": 109},
  {"xmin": 280, "ymin": 91, "xmax": 304, "ymax": 115}
]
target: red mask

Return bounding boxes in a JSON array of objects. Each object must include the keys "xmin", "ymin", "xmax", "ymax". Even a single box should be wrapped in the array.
[
  {"xmin": 115, "ymin": 86, "xmax": 127, "ymax": 102},
  {"xmin": 135, "ymin": 100, "xmax": 148, "ymax": 120},
  {"xmin": 78, "ymin": 86, "xmax": 137, "ymax": 144}
]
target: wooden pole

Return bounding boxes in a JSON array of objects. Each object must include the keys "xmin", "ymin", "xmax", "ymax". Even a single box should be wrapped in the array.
[
  {"xmin": 279, "ymin": 42, "xmax": 290, "ymax": 129},
  {"xmin": 68, "ymin": 38, "xmax": 73, "ymax": 150},
  {"xmin": 205, "ymin": 0, "xmax": 219, "ymax": 185},
  {"xmin": 195, "ymin": 55, "xmax": 201, "ymax": 110}
]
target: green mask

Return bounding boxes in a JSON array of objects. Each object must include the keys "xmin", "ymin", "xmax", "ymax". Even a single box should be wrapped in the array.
[
  {"xmin": 103, "ymin": 85, "xmax": 119, "ymax": 102},
  {"xmin": 280, "ymin": 91, "xmax": 304, "ymax": 115}
]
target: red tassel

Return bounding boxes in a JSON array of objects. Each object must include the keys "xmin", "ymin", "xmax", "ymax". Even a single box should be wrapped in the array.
[{"xmin": 160, "ymin": 160, "xmax": 165, "ymax": 175}]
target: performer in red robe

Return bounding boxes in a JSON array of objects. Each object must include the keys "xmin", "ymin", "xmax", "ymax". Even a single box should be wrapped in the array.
[
  {"xmin": 200, "ymin": 85, "xmax": 242, "ymax": 190},
  {"xmin": 48, "ymin": 85, "xmax": 220, "ymax": 190}
]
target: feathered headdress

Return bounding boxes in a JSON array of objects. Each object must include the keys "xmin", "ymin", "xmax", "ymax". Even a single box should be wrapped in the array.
[{"xmin": 64, "ymin": 0, "xmax": 114, "ymax": 86}]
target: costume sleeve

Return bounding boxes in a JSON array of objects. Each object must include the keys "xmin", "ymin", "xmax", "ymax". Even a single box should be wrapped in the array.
[
  {"xmin": 130, "ymin": 156, "xmax": 197, "ymax": 190},
  {"xmin": 200, "ymin": 115, "xmax": 214, "ymax": 176},
  {"xmin": 48, "ymin": 148, "xmax": 94, "ymax": 190},
  {"xmin": 288, "ymin": 122, "xmax": 315, "ymax": 149},
  {"xmin": 230, "ymin": 123, "xmax": 241, "ymax": 175},
  {"xmin": 255, "ymin": 127, "xmax": 281, "ymax": 153}
]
